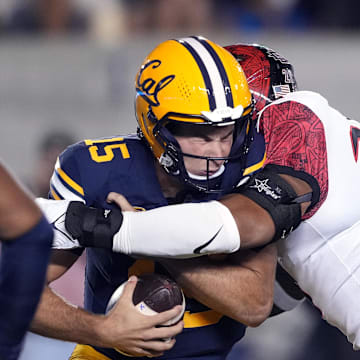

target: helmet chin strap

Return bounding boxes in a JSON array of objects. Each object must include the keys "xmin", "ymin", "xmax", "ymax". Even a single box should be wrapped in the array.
[{"xmin": 187, "ymin": 165, "xmax": 225, "ymax": 180}]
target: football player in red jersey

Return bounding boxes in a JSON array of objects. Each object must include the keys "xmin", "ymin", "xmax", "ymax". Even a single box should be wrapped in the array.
[{"xmin": 0, "ymin": 162, "xmax": 53, "ymax": 360}]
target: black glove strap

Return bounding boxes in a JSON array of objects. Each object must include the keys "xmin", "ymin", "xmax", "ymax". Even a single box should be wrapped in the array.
[{"xmin": 65, "ymin": 202, "xmax": 123, "ymax": 249}]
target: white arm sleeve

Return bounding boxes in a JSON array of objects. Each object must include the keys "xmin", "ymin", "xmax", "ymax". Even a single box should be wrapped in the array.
[
  {"xmin": 35, "ymin": 198, "xmax": 81, "ymax": 249},
  {"xmin": 113, "ymin": 201, "xmax": 240, "ymax": 258}
]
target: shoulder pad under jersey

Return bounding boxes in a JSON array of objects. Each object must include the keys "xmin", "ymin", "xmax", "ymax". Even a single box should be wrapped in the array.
[
  {"xmin": 50, "ymin": 135, "xmax": 148, "ymax": 203},
  {"xmin": 50, "ymin": 140, "xmax": 86, "ymax": 202}
]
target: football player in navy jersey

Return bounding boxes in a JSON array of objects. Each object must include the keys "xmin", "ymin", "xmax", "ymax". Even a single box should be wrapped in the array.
[
  {"xmin": 29, "ymin": 37, "xmax": 293, "ymax": 360},
  {"xmin": 0, "ymin": 162, "xmax": 53, "ymax": 360}
]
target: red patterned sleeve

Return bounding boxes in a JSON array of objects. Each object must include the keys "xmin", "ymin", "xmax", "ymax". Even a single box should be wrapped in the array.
[{"xmin": 259, "ymin": 100, "xmax": 328, "ymax": 218}]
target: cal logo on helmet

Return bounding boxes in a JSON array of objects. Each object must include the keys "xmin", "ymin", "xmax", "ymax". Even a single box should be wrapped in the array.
[{"xmin": 135, "ymin": 36, "xmax": 254, "ymax": 192}]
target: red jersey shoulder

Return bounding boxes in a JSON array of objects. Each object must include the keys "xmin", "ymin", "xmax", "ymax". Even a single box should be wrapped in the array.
[{"xmin": 259, "ymin": 99, "xmax": 328, "ymax": 218}]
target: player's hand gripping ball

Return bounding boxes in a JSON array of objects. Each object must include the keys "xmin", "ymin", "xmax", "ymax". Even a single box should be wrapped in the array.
[{"xmin": 106, "ymin": 273, "xmax": 186, "ymax": 327}]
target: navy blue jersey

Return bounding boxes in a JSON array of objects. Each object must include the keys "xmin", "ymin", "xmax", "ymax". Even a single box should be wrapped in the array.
[{"xmin": 50, "ymin": 133, "xmax": 265, "ymax": 360}]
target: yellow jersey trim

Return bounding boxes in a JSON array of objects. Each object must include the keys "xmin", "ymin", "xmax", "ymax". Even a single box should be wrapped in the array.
[
  {"xmin": 84, "ymin": 137, "xmax": 124, "ymax": 145},
  {"xmin": 50, "ymin": 187, "xmax": 61, "ymax": 200},
  {"xmin": 56, "ymin": 167, "xmax": 84, "ymax": 196},
  {"xmin": 243, "ymin": 152, "xmax": 266, "ymax": 176},
  {"xmin": 183, "ymin": 309, "xmax": 223, "ymax": 328},
  {"xmin": 69, "ymin": 344, "xmax": 111, "ymax": 360}
]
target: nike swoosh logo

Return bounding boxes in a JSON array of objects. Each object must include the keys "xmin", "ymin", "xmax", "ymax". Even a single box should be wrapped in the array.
[{"xmin": 193, "ymin": 226, "xmax": 223, "ymax": 254}]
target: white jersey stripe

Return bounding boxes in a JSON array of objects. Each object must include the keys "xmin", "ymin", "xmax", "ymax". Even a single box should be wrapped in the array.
[
  {"xmin": 50, "ymin": 172, "xmax": 84, "ymax": 202},
  {"xmin": 181, "ymin": 37, "xmax": 227, "ymax": 109}
]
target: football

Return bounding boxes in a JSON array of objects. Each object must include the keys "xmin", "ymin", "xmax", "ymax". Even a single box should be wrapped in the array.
[{"xmin": 106, "ymin": 273, "xmax": 186, "ymax": 326}]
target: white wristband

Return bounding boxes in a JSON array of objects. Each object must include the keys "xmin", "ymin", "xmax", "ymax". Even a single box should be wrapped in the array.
[{"xmin": 35, "ymin": 198, "xmax": 81, "ymax": 249}]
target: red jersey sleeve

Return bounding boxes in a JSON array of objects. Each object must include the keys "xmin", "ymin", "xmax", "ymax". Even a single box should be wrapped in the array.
[{"xmin": 259, "ymin": 100, "xmax": 328, "ymax": 218}]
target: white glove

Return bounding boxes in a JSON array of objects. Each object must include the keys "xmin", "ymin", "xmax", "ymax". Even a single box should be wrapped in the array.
[{"xmin": 35, "ymin": 198, "xmax": 81, "ymax": 249}]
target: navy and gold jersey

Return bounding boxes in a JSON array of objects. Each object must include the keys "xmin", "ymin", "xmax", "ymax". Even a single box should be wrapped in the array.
[{"xmin": 50, "ymin": 133, "xmax": 265, "ymax": 360}]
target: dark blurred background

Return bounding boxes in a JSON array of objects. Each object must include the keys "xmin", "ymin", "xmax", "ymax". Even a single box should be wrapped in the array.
[
  {"xmin": 0, "ymin": 1, "xmax": 359, "ymax": 359},
  {"xmin": 2, "ymin": 0, "xmax": 360, "ymax": 34}
]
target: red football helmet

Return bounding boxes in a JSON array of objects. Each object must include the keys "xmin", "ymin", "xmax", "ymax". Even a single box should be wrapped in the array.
[{"xmin": 225, "ymin": 43, "xmax": 298, "ymax": 116}]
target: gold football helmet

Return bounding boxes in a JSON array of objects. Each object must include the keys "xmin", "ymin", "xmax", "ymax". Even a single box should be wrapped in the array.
[{"xmin": 135, "ymin": 36, "xmax": 254, "ymax": 193}]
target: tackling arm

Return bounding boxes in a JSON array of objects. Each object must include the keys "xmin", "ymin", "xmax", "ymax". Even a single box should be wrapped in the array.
[
  {"xmin": 37, "ymin": 198, "xmax": 241, "ymax": 256},
  {"xmin": 36, "ymin": 164, "xmax": 313, "ymax": 256},
  {"xmin": 59, "ymin": 166, "xmax": 312, "ymax": 256}
]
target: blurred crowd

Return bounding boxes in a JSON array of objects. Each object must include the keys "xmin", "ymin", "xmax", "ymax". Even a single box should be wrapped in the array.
[{"xmin": 0, "ymin": 0, "xmax": 360, "ymax": 38}]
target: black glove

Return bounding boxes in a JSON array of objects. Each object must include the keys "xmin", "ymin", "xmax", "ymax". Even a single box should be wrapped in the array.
[{"xmin": 65, "ymin": 201, "xmax": 123, "ymax": 249}]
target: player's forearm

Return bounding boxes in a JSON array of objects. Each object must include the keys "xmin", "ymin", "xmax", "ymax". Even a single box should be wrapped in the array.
[
  {"xmin": 31, "ymin": 286, "xmax": 107, "ymax": 347},
  {"xmin": 161, "ymin": 244, "xmax": 277, "ymax": 327},
  {"xmin": 219, "ymin": 194, "xmax": 275, "ymax": 248}
]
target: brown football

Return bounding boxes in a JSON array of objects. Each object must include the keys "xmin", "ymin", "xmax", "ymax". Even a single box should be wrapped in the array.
[{"xmin": 106, "ymin": 273, "xmax": 185, "ymax": 326}]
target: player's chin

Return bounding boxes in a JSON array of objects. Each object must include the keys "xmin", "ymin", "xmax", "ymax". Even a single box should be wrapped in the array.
[
  {"xmin": 196, "ymin": 168, "xmax": 220, "ymax": 177},
  {"xmin": 208, "ymin": 169, "xmax": 221, "ymax": 176}
]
